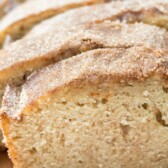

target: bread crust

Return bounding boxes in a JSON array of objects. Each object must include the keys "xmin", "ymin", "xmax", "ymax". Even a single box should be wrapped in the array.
[
  {"xmin": 0, "ymin": 22, "xmax": 167, "ymax": 104},
  {"xmin": 2, "ymin": 47, "xmax": 168, "ymax": 120},
  {"xmin": 0, "ymin": 0, "xmax": 104, "ymax": 46},
  {"xmin": 26, "ymin": 0, "xmax": 168, "ymax": 38}
]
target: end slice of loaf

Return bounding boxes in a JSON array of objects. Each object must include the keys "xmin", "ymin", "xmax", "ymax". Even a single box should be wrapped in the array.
[
  {"xmin": 2, "ymin": 47, "xmax": 168, "ymax": 168},
  {"xmin": 26, "ymin": 0, "xmax": 168, "ymax": 38},
  {"xmin": 0, "ymin": 0, "xmax": 104, "ymax": 47}
]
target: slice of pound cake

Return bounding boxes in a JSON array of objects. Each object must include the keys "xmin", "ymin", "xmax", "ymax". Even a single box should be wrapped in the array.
[{"xmin": 1, "ymin": 47, "xmax": 168, "ymax": 168}]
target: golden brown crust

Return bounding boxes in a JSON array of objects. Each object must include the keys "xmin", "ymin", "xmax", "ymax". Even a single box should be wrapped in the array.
[
  {"xmin": 0, "ymin": 0, "xmax": 102, "ymax": 30},
  {"xmin": 0, "ymin": 0, "xmax": 104, "ymax": 46},
  {"xmin": 2, "ymin": 47, "xmax": 168, "ymax": 120},
  {"xmin": 1, "ymin": 22, "xmax": 168, "ymax": 81},
  {"xmin": 26, "ymin": 0, "xmax": 168, "ymax": 38}
]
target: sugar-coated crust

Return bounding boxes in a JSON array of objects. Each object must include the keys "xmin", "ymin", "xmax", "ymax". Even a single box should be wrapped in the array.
[
  {"xmin": 0, "ymin": 22, "xmax": 168, "ymax": 81},
  {"xmin": 0, "ymin": 0, "xmax": 104, "ymax": 45},
  {"xmin": 27, "ymin": 0, "xmax": 168, "ymax": 38},
  {"xmin": 0, "ymin": 0, "xmax": 102, "ymax": 30},
  {"xmin": 2, "ymin": 47, "xmax": 168, "ymax": 120}
]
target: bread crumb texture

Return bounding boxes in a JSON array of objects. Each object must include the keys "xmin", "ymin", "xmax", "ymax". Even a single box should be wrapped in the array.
[{"xmin": 3, "ymin": 78, "xmax": 168, "ymax": 168}]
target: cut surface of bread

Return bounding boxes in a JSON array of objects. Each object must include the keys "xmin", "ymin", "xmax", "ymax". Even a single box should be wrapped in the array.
[
  {"xmin": 26, "ymin": 0, "xmax": 168, "ymax": 38},
  {"xmin": 2, "ymin": 47, "xmax": 168, "ymax": 168},
  {"xmin": 0, "ymin": 0, "xmax": 104, "ymax": 47}
]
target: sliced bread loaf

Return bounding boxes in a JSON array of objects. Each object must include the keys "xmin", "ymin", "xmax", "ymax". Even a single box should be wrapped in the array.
[{"xmin": 2, "ymin": 47, "xmax": 168, "ymax": 168}]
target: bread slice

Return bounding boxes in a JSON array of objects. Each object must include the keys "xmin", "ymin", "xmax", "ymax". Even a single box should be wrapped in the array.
[
  {"xmin": 26, "ymin": 0, "xmax": 168, "ymax": 38},
  {"xmin": 0, "ymin": 22, "xmax": 168, "ymax": 151},
  {"xmin": 2, "ymin": 47, "xmax": 168, "ymax": 168},
  {"xmin": 0, "ymin": 0, "xmax": 104, "ymax": 47}
]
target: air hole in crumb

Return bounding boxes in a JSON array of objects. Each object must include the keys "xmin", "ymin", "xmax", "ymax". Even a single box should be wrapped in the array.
[
  {"xmin": 62, "ymin": 101, "xmax": 67, "ymax": 105},
  {"xmin": 60, "ymin": 134, "xmax": 65, "ymax": 146},
  {"xmin": 29, "ymin": 147, "xmax": 37, "ymax": 154},
  {"xmin": 156, "ymin": 110, "xmax": 168, "ymax": 127},
  {"xmin": 92, "ymin": 100, "xmax": 99, "ymax": 108},
  {"xmin": 120, "ymin": 124, "xmax": 130, "ymax": 137},
  {"xmin": 142, "ymin": 103, "xmax": 148, "ymax": 110},
  {"xmin": 69, "ymin": 119, "xmax": 72, "ymax": 122},
  {"xmin": 102, "ymin": 98, "xmax": 108, "ymax": 104},
  {"xmin": 77, "ymin": 103, "xmax": 84, "ymax": 107},
  {"xmin": 79, "ymin": 160, "xmax": 83, "ymax": 164},
  {"xmin": 123, "ymin": 92, "xmax": 130, "ymax": 96},
  {"xmin": 163, "ymin": 87, "xmax": 168, "ymax": 93},
  {"xmin": 13, "ymin": 136, "xmax": 21, "ymax": 140}
]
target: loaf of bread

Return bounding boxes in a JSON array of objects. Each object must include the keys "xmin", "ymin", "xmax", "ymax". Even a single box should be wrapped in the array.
[
  {"xmin": 1, "ymin": 0, "xmax": 168, "ymax": 167},
  {"xmin": 26, "ymin": 0, "xmax": 168, "ymax": 38},
  {"xmin": 2, "ymin": 47, "xmax": 168, "ymax": 168},
  {"xmin": 0, "ymin": 0, "xmax": 104, "ymax": 47}
]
